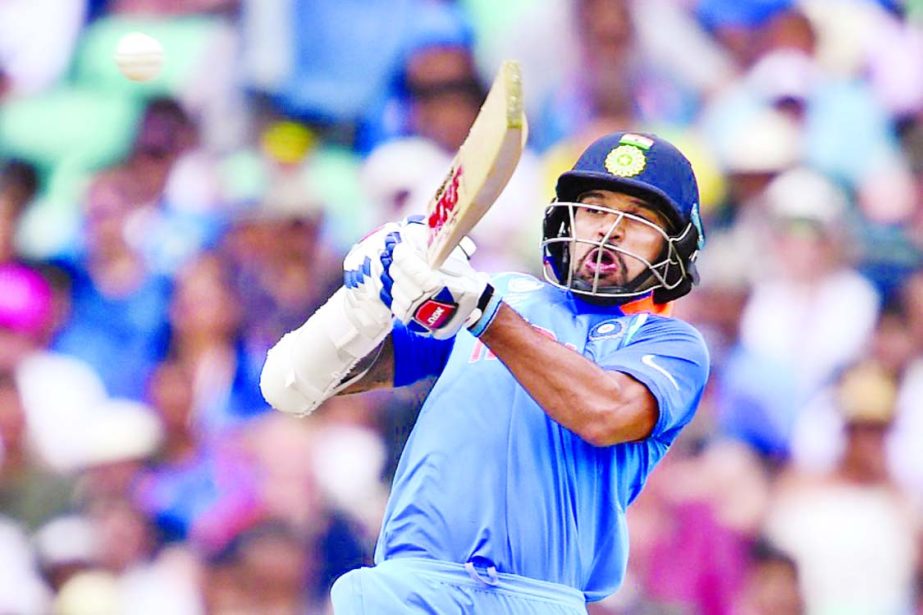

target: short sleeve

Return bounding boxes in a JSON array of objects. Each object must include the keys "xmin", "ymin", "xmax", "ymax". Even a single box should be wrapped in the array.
[
  {"xmin": 391, "ymin": 321, "xmax": 455, "ymax": 387},
  {"xmin": 595, "ymin": 315, "xmax": 710, "ymax": 444}
]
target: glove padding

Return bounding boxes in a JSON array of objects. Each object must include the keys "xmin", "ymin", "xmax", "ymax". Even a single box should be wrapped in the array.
[
  {"xmin": 342, "ymin": 221, "xmax": 402, "ymax": 333},
  {"xmin": 380, "ymin": 222, "xmax": 496, "ymax": 340}
]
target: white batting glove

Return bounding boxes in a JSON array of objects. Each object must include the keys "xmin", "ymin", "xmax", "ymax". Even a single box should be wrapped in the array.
[
  {"xmin": 342, "ymin": 221, "xmax": 400, "ymax": 333},
  {"xmin": 379, "ymin": 222, "xmax": 503, "ymax": 340}
]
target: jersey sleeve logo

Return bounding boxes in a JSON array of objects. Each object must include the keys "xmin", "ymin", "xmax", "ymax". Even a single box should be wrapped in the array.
[{"xmin": 642, "ymin": 354, "xmax": 679, "ymax": 390}]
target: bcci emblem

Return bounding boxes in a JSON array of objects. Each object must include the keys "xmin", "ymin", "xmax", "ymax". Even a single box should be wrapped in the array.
[
  {"xmin": 589, "ymin": 319, "xmax": 625, "ymax": 341},
  {"xmin": 605, "ymin": 145, "xmax": 646, "ymax": 178}
]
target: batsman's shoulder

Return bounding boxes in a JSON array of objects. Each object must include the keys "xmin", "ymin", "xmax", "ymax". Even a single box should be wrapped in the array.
[
  {"xmin": 628, "ymin": 314, "xmax": 710, "ymax": 362},
  {"xmin": 643, "ymin": 313, "xmax": 705, "ymax": 338}
]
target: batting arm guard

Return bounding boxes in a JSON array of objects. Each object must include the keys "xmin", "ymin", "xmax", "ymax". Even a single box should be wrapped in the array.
[{"xmin": 259, "ymin": 286, "xmax": 393, "ymax": 417}]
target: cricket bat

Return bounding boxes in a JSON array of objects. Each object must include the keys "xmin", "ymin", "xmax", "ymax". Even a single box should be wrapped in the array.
[{"xmin": 425, "ymin": 60, "xmax": 528, "ymax": 268}]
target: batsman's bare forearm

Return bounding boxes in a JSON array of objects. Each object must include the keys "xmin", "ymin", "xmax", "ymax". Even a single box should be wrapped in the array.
[
  {"xmin": 338, "ymin": 337, "xmax": 395, "ymax": 394},
  {"xmin": 479, "ymin": 304, "xmax": 657, "ymax": 446}
]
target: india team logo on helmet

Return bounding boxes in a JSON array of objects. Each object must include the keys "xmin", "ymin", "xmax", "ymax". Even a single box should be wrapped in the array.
[
  {"xmin": 542, "ymin": 132, "xmax": 704, "ymax": 304},
  {"xmin": 603, "ymin": 133, "xmax": 653, "ymax": 178}
]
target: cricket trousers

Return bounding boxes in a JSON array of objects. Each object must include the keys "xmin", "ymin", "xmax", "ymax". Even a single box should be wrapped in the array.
[{"xmin": 330, "ymin": 557, "xmax": 588, "ymax": 614}]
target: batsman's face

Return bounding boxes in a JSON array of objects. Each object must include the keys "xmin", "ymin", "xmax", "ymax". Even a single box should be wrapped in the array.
[{"xmin": 571, "ymin": 190, "xmax": 669, "ymax": 288}]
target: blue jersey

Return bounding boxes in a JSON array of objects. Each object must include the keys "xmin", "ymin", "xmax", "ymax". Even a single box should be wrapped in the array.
[{"xmin": 375, "ymin": 273, "xmax": 710, "ymax": 602}]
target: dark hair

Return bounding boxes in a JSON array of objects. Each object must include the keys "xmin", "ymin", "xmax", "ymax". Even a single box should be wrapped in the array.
[
  {"xmin": 750, "ymin": 537, "xmax": 798, "ymax": 573},
  {"xmin": 0, "ymin": 159, "xmax": 40, "ymax": 212}
]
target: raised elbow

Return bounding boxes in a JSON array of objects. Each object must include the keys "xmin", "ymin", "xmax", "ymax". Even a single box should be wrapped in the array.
[
  {"xmin": 260, "ymin": 335, "xmax": 314, "ymax": 416},
  {"xmin": 578, "ymin": 420, "xmax": 622, "ymax": 447},
  {"xmin": 578, "ymin": 402, "xmax": 658, "ymax": 447}
]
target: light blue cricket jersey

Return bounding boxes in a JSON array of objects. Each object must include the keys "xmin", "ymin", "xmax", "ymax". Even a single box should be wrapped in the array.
[{"xmin": 376, "ymin": 273, "xmax": 710, "ymax": 602}]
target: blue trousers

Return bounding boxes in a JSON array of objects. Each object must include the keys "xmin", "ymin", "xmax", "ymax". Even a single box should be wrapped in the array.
[{"xmin": 330, "ymin": 558, "xmax": 587, "ymax": 615}]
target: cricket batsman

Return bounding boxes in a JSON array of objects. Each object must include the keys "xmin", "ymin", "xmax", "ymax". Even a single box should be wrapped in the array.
[{"xmin": 260, "ymin": 132, "xmax": 710, "ymax": 614}]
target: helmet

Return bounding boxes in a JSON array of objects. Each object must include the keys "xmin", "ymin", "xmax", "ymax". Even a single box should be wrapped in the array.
[{"xmin": 542, "ymin": 132, "xmax": 705, "ymax": 303}]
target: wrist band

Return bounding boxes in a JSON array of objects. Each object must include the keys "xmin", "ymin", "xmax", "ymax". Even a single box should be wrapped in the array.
[{"xmin": 468, "ymin": 284, "xmax": 503, "ymax": 338}]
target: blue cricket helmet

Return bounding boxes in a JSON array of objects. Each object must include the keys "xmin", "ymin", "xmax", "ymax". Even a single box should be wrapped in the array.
[{"xmin": 543, "ymin": 132, "xmax": 705, "ymax": 303}]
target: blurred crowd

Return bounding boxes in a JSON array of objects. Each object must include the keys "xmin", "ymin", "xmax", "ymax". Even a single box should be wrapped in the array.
[{"xmin": 1, "ymin": 0, "xmax": 922, "ymax": 613}]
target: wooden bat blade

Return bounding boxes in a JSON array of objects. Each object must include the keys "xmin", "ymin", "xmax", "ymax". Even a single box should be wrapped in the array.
[{"xmin": 426, "ymin": 60, "xmax": 528, "ymax": 268}]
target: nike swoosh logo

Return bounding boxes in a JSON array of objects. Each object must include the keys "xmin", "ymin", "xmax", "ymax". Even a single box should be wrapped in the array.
[{"xmin": 642, "ymin": 354, "xmax": 679, "ymax": 391}]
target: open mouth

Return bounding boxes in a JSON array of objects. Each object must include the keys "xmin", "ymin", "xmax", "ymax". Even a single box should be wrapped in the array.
[{"xmin": 583, "ymin": 248, "xmax": 622, "ymax": 277}]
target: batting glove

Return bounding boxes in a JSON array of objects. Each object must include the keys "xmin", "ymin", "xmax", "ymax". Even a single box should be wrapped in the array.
[
  {"xmin": 378, "ymin": 222, "xmax": 503, "ymax": 340},
  {"xmin": 342, "ymin": 222, "xmax": 400, "ymax": 334}
]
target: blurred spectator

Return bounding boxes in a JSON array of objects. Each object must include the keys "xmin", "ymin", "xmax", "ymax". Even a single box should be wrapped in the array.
[
  {"xmin": 242, "ymin": 413, "xmax": 372, "ymax": 602},
  {"xmin": 0, "ymin": 262, "xmax": 118, "ymax": 481},
  {"xmin": 0, "ymin": 159, "xmax": 40, "ymax": 264},
  {"xmin": 117, "ymin": 97, "xmax": 232, "ymax": 276},
  {"xmin": 134, "ymin": 425, "xmax": 263, "ymax": 554},
  {"xmin": 51, "ymin": 169, "xmax": 172, "ymax": 400},
  {"xmin": 221, "ymin": 133, "xmax": 343, "ymax": 354},
  {"xmin": 889, "ymin": 269, "xmax": 923, "ymax": 501},
  {"xmin": 50, "ymin": 539, "xmax": 203, "ymax": 615},
  {"xmin": 135, "ymin": 358, "xmax": 263, "ymax": 552},
  {"xmin": 269, "ymin": 0, "xmax": 470, "ymax": 151},
  {"xmin": 790, "ymin": 295, "xmax": 918, "ymax": 477},
  {"xmin": 458, "ymin": 0, "xmax": 579, "ymax": 123},
  {"xmin": 700, "ymin": 39, "xmax": 901, "ymax": 194},
  {"xmin": 535, "ymin": 0, "xmax": 696, "ymax": 152},
  {"xmin": 735, "ymin": 539, "xmax": 804, "ymax": 615},
  {"xmin": 86, "ymin": 497, "xmax": 157, "ymax": 575},
  {"xmin": 694, "ymin": 0, "xmax": 795, "ymax": 71},
  {"xmin": 359, "ymin": 136, "xmax": 451, "ymax": 227},
  {"xmin": 606, "ymin": 439, "xmax": 771, "ymax": 615},
  {"xmin": 166, "ymin": 251, "xmax": 267, "ymax": 434},
  {"xmin": 739, "ymin": 166, "xmax": 881, "ymax": 404},
  {"xmin": 0, "ymin": 0, "xmax": 86, "ymax": 96},
  {"xmin": 765, "ymin": 360, "xmax": 920, "ymax": 615},
  {"xmin": 125, "ymin": 96, "xmax": 202, "ymax": 202},
  {"xmin": 0, "ymin": 362, "xmax": 76, "ymax": 529},
  {"xmin": 0, "ymin": 263, "xmax": 55, "ymax": 369},
  {"xmin": 307, "ymin": 398, "xmax": 391, "ymax": 539},
  {"xmin": 680, "ymin": 276, "xmax": 798, "ymax": 460},
  {"xmin": 33, "ymin": 514, "xmax": 98, "ymax": 593},
  {"xmin": 205, "ymin": 519, "xmax": 318, "ymax": 613},
  {"xmin": 52, "ymin": 569, "xmax": 121, "ymax": 615},
  {"xmin": 146, "ymin": 360, "xmax": 198, "ymax": 464},
  {"xmin": 853, "ymin": 118, "xmax": 923, "ymax": 298},
  {"xmin": 631, "ymin": 0, "xmax": 737, "ymax": 101},
  {"xmin": 71, "ymin": 398, "xmax": 163, "ymax": 504},
  {"xmin": 107, "ymin": 0, "xmax": 239, "ymax": 15},
  {"xmin": 398, "ymin": 39, "xmax": 485, "ymax": 154},
  {"xmin": 696, "ymin": 107, "xmax": 801, "ymax": 283},
  {"xmin": 115, "ymin": 543, "xmax": 204, "ymax": 615},
  {"xmin": 0, "ymin": 516, "xmax": 51, "ymax": 613},
  {"xmin": 0, "ymin": 264, "xmax": 93, "ymax": 527},
  {"xmin": 802, "ymin": 0, "xmax": 922, "ymax": 113}
]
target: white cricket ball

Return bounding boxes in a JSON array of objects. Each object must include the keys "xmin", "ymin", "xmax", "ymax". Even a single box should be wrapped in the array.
[{"xmin": 114, "ymin": 31, "xmax": 164, "ymax": 82}]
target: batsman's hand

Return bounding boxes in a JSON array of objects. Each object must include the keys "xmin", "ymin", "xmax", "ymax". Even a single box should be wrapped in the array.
[{"xmin": 379, "ymin": 221, "xmax": 501, "ymax": 340}]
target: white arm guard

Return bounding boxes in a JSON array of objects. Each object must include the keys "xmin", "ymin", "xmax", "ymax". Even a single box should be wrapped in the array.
[{"xmin": 259, "ymin": 286, "xmax": 392, "ymax": 417}]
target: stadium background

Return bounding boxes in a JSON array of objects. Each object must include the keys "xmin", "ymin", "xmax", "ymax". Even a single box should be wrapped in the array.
[{"xmin": 0, "ymin": 0, "xmax": 922, "ymax": 613}]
